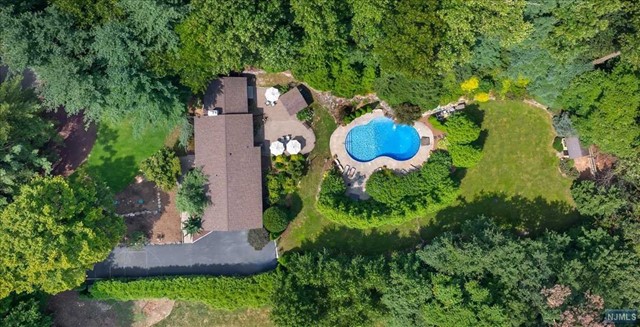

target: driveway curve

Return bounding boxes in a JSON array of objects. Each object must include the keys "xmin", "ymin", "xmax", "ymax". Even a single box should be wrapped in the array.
[{"xmin": 87, "ymin": 231, "xmax": 277, "ymax": 279}]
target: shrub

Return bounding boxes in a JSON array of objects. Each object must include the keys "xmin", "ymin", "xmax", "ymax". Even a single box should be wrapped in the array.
[
  {"xmin": 443, "ymin": 113, "xmax": 484, "ymax": 168},
  {"xmin": 552, "ymin": 112, "xmax": 577, "ymax": 137},
  {"xmin": 342, "ymin": 104, "xmax": 374, "ymax": 124},
  {"xmin": 394, "ymin": 103, "xmax": 423, "ymax": 124},
  {"xmin": 553, "ymin": 137, "xmax": 564, "ymax": 152},
  {"xmin": 128, "ymin": 231, "xmax": 148, "ymax": 250},
  {"xmin": 296, "ymin": 106, "xmax": 314, "ymax": 123},
  {"xmin": 445, "ymin": 114, "xmax": 481, "ymax": 144},
  {"xmin": 267, "ymin": 154, "xmax": 306, "ymax": 204},
  {"xmin": 139, "ymin": 148, "xmax": 181, "ymax": 191},
  {"xmin": 89, "ymin": 273, "xmax": 276, "ymax": 310},
  {"xmin": 474, "ymin": 92, "xmax": 490, "ymax": 102},
  {"xmin": 182, "ymin": 216, "xmax": 203, "ymax": 236},
  {"xmin": 1, "ymin": 298, "xmax": 52, "ymax": 327},
  {"xmin": 460, "ymin": 76, "xmax": 480, "ymax": 93},
  {"xmin": 176, "ymin": 168, "xmax": 209, "ymax": 217},
  {"xmin": 317, "ymin": 152, "xmax": 458, "ymax": 228},
  {"xmin": 247, "ymin": 228, "xmax": 271, "ymax": 250},
  {"xmin": 263, "ymin": 207, "xmax": 289, "ymax": 233},
  {"xmin": 448, "ymin": 144, "xmax": 483, "ymax": 168}
]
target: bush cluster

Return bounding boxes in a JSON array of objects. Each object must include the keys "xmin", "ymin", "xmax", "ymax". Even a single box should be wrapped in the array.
[
  {"xmin": 139, "ymin": 148, "xmax": 181, "ymax": 191},
  {"xmin": 267, "ymin": 154, "xmax": 306, "ymax": 204},
  {"xmin": 295, "ymin": 106, "xmax": 314, "ymax": 123},
  {"xmin": 442, "ymin": 113, "xmax": 483, "ymax": 168},
  {"xmin": 263, "ymin": 206, "xmax": 290, "ymax": 233},
  {"xmin": 176, "ymin": 168, "xmax": 209, "ymax": 217},
  {"xmin": 89, "ymin": 273, "xmax": 276, "ymax": 310},
  {"xmin": 559, "ymin": 159, "xmax": 579, "ymax": 179},
  {"xmin": 317, "ymin": 151, "xmax": 458, "ymax": 228},
  {"xmin": 342, "ymin": 104, "xmax": 374, "ymax": 124}
]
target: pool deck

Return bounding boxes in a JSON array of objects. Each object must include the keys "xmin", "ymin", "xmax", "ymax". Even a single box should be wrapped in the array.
[
  {"xmin": 329, "ymin": 110, "xmax": 434, "ymax": 199},
  {"xmin": 256, "ymin": 86, "xmax": 316, "ymax": 155}
]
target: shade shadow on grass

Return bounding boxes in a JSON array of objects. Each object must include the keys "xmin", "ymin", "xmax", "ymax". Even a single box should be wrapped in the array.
[
  {"xmin": 83, "ymin": 121, "xmax": 173, "ymax": 192},
  {"xmin": 293, "ymin": 225, "xmax": 422, "ymax": 256},
  {"xmin": 48, "ymin": 291, "xmax": 137, "ymax": 327},
  {"xmin": 421, "ymin": 192, "xmax": 580, "ymax": 240}
]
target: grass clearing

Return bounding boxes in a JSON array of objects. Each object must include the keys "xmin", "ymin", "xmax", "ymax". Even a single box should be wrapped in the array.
[
  {"xmin": 281, "ymin": 100, "xmax": 578, "ymax": 253},
  {"xmin": 155, "ymin": 302, "xmax": 273, "ymax": 327},
  {"xmin": 83, "ymin": 121, "xmax": 175, "ymax": 192}
]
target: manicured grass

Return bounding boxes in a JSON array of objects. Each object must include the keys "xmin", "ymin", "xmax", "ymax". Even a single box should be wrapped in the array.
[
  {"xmin": 422, "ymin": 101, "xmax": 578, "ymax": 236},
  {"xmin": 281, "ymin": 100, "xmax": 578, "ymax": 253},
  {"xmin": 156, "ymin": 302, "xmax": 273, "ymax": 327},
  {"xmin": 83, "ymin": 121, "xmax": 175, "ymax": 192}
]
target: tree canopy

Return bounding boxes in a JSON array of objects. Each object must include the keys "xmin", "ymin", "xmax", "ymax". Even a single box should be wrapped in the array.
[
  {"xmin": 0, "ymin": 76, "xmax": 55, "ymax": 209},
  {"xmin": 0, "ymin": 0, "xmax": 186, "ymax": 132},
  {"xmin": 0, "ymin": 175, "xmax": 124, "ymax": 298},
  {"xmin": 272, "ymin": 218, "xmax": 640, "ymax": 326}
]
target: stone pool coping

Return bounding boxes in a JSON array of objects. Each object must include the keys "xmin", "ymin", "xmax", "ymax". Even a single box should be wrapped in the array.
[{"xmin": 329, "ymin": 110, "xmax": 434, "ymax": 199}]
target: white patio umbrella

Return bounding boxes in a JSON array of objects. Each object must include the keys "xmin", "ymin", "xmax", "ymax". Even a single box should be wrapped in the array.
[
  {"xmin": 286, "ymin": 139, "xmax": 302, "ymax": 154},
  {"xmin": 265, "ymin": 87, "xmax": 281, "ymax": 102},
  {"xmin": 270, "ymin": 141, "xmax": 285, "ymax": 156}
]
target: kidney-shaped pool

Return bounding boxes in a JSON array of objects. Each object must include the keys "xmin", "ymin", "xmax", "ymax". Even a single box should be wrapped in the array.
[{"xmin": 345, "ymin": 117, "xmax": 420, "ymax": 162}]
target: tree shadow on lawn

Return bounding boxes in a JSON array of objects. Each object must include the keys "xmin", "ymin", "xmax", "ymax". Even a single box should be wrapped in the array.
[
  {"xmin": 293, "ymin": 224, "xmax": 422, "ymax": 256},
  {"xmin": 85, "ymin": 125, "xmax": 138, "ymax": 191},
  {"xmin": 48, "ymin": 291, "xmax": 137, "ymax": 327},
  {"xmin": 86, "ymin": 155, "xmax": 138, "ymax": 193},
  {"xmin": 421, "ymin": 192, "xmax": 581, "ymax": 240}
]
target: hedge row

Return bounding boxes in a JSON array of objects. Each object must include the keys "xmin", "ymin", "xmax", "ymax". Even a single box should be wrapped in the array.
[{"xmin": 89, "ymin": 273, "xmax": 275, "ymax": 310}]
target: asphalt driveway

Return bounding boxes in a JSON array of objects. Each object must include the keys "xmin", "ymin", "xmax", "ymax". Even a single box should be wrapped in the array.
[{"xmin": 87, "ymin": 231, "xmax": 277, "ymax": 279}]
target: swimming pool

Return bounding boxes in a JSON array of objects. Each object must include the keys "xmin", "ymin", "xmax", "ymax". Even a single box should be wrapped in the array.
[{"xmin": 345, "ymin": 117, "xmax": 420, "ymax": 162}]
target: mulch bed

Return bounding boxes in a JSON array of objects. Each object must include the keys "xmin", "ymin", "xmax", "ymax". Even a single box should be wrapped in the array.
[
  {"xmin": 116, "ymin": 180, "xmax": 182, "ymax": 244},
  {"xmin": 49, "ymin": 109, "xmax": 97, "ymax": 177}
]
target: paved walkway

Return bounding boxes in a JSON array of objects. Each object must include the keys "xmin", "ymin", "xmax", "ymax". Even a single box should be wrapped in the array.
[
  {"xmin": 256, "ymin": 86, "xmax": 316, "ymax": 155},
  {"xmin": 87, "ymin": 231, "xmax": 277, "ymax": 279},
  {"xmin": 330, "ymin": 111, "xmax": 434, "ymax": 199}
]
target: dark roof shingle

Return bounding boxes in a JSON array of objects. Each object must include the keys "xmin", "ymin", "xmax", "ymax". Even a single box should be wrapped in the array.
[
  {"xmin": 280, "ymin": 87, "xmax": 309, "ymax": 116},
  {"xmin": 194, "ymin": 77, "xmax": 262, "ymax": 232}
]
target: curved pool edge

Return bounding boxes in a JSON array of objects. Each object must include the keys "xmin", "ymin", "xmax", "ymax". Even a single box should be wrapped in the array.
[
  {"xmin": 345, "ymin": 116, "xmax": 421, "ymax": 163},
  {"xmin": 329, "ymin": 111, "xmax": 434, "ymax": 179}
]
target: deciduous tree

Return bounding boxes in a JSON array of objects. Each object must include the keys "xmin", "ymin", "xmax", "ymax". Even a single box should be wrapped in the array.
[{"xmin": 0, "ymin": 175, "xmax": 124, "ymax": 298}]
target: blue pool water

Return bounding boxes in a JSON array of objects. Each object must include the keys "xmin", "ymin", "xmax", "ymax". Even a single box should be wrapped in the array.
[{"xmin": 345, "ymin": 117, "xmax": 420, "ymax": 162}]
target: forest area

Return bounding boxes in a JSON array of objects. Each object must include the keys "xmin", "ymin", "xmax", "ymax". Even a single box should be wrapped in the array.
[{"xmin": 0, "ymin": 0, "xmax": 639, "ymax": 326}]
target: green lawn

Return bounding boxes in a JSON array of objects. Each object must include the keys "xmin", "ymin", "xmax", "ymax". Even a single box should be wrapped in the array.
[
  {"xmin": 280, "ymin": 100, "xmax": 578, "ymax": 253},
  {"xmin": 83, "ymin": 121, "xmax": 175, "ymax": 192},
  {"xmin": 421, "ymin": 101, "xmax": 578, "ymax": 237}
]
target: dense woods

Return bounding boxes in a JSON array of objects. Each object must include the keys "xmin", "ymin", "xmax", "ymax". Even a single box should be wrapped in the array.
[
  {"xmin": 1, "ymin": 0, "xmax": 639, "ymax": 157},
  {"xmin": 272, "ymin": 220, "xmax": 640, "ymax": 326}
]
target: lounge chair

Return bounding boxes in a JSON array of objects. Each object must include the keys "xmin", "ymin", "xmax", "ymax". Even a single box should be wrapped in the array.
[
  {"xmin": 343, "ymin": 165, "xmax": 351, "ymax": 175},
  {"xmin": 348, "ymin": 167, "xmax": 356, "ymax": 178}
]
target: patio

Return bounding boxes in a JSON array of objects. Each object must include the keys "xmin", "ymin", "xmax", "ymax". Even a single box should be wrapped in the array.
[
  {"xmin": 330, "ymin": 110, "xmax": 434, "ymax": 199},
  {"xmin": 256, "ymin": 86, "xmax": 316, "ymax": 155}
]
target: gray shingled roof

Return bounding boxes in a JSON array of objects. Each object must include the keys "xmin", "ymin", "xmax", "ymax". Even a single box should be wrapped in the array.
[
  {"xmin": 194, "ymin": 77, "xmax": 262, "ymax": 232},
  {"xmin": 280, "ymin": 87, "xmax": 309, "ymax": 116},
  {"xmin": 203, "ymin": 77, "xmax": 249, "ymax": 114},
  {"xmin": 565, "ymin": 137, "xmax": 587, "ymax": 159}
]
